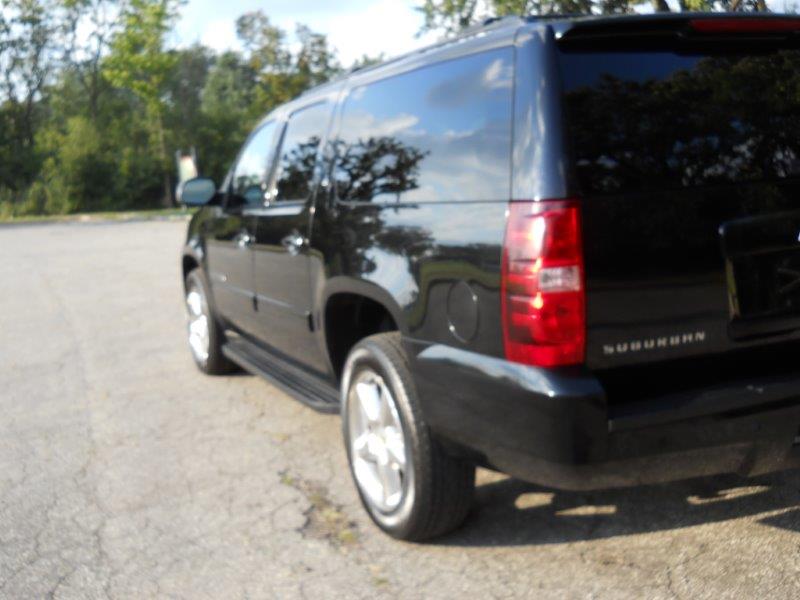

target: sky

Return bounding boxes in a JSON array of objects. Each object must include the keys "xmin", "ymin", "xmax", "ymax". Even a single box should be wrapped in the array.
[
  {"xmin": 173, "ymin": 0, "xmax": 440, "ymax": 67},
  {"xmin": 174, "ymin": 0, "xmax": 798, "ymax": 66}
]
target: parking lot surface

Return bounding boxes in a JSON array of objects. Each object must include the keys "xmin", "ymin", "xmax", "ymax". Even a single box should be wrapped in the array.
[{"xmin": 1, "ymin": 219, "xmax": 799, "ymax": 599}]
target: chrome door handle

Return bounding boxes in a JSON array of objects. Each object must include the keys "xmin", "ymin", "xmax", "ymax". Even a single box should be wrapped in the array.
[
  {"xmin": 235, "ymin": 232, "xmax": 253, "ymax": 249},
  {"xmin": 281, "ymin": 232, "xmax": 306, "ymax": 255}
]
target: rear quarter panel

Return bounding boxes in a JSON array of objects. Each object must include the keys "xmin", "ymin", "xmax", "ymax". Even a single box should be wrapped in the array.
[{"xmin": 309, "ymin": 201, "xmax": 507, "ymax": 357}]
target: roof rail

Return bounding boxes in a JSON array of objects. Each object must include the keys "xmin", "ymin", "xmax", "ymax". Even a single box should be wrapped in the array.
[
  {"xmin": 476, "ymin": 12, "xmax": 582, "ymax": 29},
  {"xmin": 524, "ymin": 12, "xmax": 585, "ymax": 22},
  {"xmin": 459, "ymin": 14, "xmax": 524, "ymax": 35}
]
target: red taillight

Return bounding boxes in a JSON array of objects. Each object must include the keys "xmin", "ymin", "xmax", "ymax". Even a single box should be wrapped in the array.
[
  {"xmin": 501, "ymin": 200, "xmax": 585, "ymax": 368},
  {"xmin": 690, "ymin": 18, "xmax": 800, "ymax": 34}
]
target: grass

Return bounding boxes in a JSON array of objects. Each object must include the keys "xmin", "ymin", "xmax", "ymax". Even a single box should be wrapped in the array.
[
  {"xmin": 0, "ymin": 207, "xmax": 193, "ymax": 224},
  {"xmin": 279, "ymin": 469, "xmax": 360, "ymax": 547}
]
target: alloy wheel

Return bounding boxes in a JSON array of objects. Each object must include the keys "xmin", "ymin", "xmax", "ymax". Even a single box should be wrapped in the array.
[
  {"xmin": 346, "ymin": 369, "xmax": 409, "ymax": 513},
  {"xmin": 186, "ymin": 285, "xmax": 210, "ymax": 364}
]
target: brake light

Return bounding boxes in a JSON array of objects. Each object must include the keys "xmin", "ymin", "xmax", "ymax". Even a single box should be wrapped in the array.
[
  {"xmin": 690, "ymin": 18, "xmax": 800, "ymax": 34},
  {"xmin": 501, "ymin": 200, "xmax": 585, "ymax": 368}
]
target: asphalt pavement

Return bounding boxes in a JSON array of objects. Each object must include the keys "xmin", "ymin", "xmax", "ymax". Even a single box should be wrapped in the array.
[{"xmin": 1, "ymin": 219, "xmax": 799, "ymax": 599}]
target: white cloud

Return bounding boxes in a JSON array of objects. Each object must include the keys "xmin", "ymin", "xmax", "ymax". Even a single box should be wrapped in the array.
[
  {"xmin": 344, "ymin": 111, "xmax": 422, "ymax": 138},
  {"xmin": 482, "ymin": 58, "xmax": 513, "ymax": 89},
  {"xmin": 310, "ymin": 0, "xmax": 438, "ymax": 66},
  {"xmin": 175, "ymin": 0, "xmax": 438, "ymax": 67},
  {"xmin": 198, "ymin": 18, "xmax": 239, "ymax": 53}
]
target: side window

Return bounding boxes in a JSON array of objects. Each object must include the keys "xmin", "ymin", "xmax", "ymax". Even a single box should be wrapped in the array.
[
  {"xmin": 333, "ymin": 48, "xmax": 514, "ymax": 204},
  {"xmin": 230, "ymin": 121, "xmax": 277, "ymax": 208},
  {"xmin": 273, "ymin": 102, "xmax": 332, "ymax": 202}
]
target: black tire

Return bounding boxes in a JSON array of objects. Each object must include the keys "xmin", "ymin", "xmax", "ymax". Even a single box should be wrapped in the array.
[
  {"xmin": 184, "ymin": 268, "xmax": 235, "ymax": 375},
  {"xmin": 341, "ymin": 332, "xmax": 475, "ymax": 541}
]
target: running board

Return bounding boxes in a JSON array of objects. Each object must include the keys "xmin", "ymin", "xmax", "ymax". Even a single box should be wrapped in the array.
[{"xmin": 222, "ymin": 338, "xmax": 340, "ymax": 414}]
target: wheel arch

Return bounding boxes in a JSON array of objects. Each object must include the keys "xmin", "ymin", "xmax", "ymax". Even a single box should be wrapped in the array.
[
  {"xmin": 181, "ymin": 241, "xmax": 205, "ymax": 289},
  {"xmin": 319, "ymin": 276, "xmax": 407, "ymax": 380}
]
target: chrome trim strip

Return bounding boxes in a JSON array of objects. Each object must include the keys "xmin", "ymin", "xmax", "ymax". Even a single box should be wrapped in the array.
[{"xmin": 255, "ymin": 293, "xmax": 310, "ymax": 318}]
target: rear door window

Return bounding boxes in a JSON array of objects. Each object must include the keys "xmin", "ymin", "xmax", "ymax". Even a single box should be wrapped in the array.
[
  {"xmin": 558, "ymin": 48, "xmax": 800, "ymax": 195},
  {"xmin": 273, "ymin": 102, "xmax": 333, "ymax": 202}
]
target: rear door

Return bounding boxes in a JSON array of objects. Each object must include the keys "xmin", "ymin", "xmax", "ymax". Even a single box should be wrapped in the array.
[
  {"xmin": 205, "ymin": 121, "xmax": 278, "ymax": 336},
  {"xmin": 555, "ymin": 23, "xmax": 800, "ymax": 370},
  {"xmin": 251, "ymin": 101, "xmax": 334, "ymax": 372}
]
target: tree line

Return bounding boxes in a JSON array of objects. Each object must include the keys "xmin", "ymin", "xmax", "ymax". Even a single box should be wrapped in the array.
[
  {"xmin": 0, "ymin": 0, "xmax": 357, "ymax": 217},
  {"xmin": 417, "ymin": 0, "xmax": 771, "ymax": 32},
  {"xmin": 0, "ymin": 0, "xmax": 771, "ymax": 217}
]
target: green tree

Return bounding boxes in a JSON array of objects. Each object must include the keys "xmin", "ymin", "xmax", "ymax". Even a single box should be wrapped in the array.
[
  {"xmin": 104, "ymin": 0, "xmax": 183, "ymax": 206},
  {"xmin": 166, "ymin": 45, "xmax": 212, "ymax": 152},
  {"xmin": 350, "ymin": 53, "xmax": 386, "ymax": 71},
  {"xmin": 197, "ymin": 51, "xmax": 257, "ymax": 182},
  {"xmin": 37, "ymin": 115, "xmax": 115, "ymax": 212},
  {"xmin": 235, "ymin": 11, "xmax": 341, "ymax": 113},
  {"xmin": 0, "ymin": 4, "xmax": 352, "ymax": 217},
  {"xmin": 0, "ymin": 0, "xmax": 61, "ymax": 193},
  {"xmin": 417, "ymin": 0, "xmax": 769, "ymax": 32},
  {"xmin": 61, "ymin": 0, "xmax": 121, "ymax": 122},
  {"xmin": 294, "ymin": 24, "xmax": 341, "ymax": 89}
]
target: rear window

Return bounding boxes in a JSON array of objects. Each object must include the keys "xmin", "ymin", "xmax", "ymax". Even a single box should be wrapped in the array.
[{"xmin": 558, "ymin": 49, "xmax": 800, "ymax": 195}]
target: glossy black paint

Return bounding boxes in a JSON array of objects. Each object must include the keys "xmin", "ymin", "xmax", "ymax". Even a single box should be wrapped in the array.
[
  {"xmin": 182, "ymin": 15, "xmax": 800, "ymax": 490},
  {"xmin": 204, "ymin": 208, "xmax": 258, "ymax": 337},
  {"xmin": 559, "ymin": 41, "xmax": 800, "ymax": 379},
  {"xmin": 250, "ymin": 202, "xmax": 323, "ymax": 372},
  {"xmin": 511, "ymin": 25, "xmax": 570, "ymax": 202},
  {"xmin": 311, "ymin": 199, "xmax": 509, "ymax": 360},
  {"xmin": 408, "ymin": 338, "xmax": 800, "ymax": 490}
]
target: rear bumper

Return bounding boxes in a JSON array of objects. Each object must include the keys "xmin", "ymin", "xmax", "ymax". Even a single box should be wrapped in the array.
[{"xmin": 408, "ymin": 341, "xmax": 800, "ymax": 490}]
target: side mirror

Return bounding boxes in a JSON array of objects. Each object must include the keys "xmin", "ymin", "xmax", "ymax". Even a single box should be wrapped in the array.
[{"xmin": 177, "ymin": 177, "xmax": 217, "ymax": 207}]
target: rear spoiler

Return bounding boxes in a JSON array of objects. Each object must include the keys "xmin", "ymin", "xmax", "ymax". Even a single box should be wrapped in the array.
[{"xmin": 553, "ymin": 13, "xmax": 800, "ymax": 46}]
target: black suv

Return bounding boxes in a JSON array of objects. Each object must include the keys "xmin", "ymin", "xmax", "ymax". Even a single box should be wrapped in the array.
[{"xmin": 180, "ymin": 13, "xmax": 800, "ymax": 540}]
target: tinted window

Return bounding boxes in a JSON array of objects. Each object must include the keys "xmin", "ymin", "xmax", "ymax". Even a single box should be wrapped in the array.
[
  {"xmin": 274, "ymin": 102, "xmax": 331, "ymax": 202},
  {"xmin": 231, "ymin": 121, "xmax": 277, "ymax": 207},
  {"xmin": 559, "ymin": 49, "xmax": 800, "ymax": 195},
  {"xmin": 333, "ymin": 48, "xmax": 513, "ymax": 203}
]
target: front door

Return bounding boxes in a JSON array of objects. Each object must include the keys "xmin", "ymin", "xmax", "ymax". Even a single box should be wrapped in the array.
[
  {"xmin": 205, "ymin": 120, "xmax": 279, "ymax": 337},
  {"xmin": 252, "ymin": 101, "xmax": 334, "ymax": 373},
  {"xmin": 205, "ymin": 209, "xmax": 256, "ymax": 335}
]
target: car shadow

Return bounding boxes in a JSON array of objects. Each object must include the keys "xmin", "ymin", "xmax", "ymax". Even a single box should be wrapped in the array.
[{"xmin": 437, "ymin": 469, "xmax": 800, "ymax": 547}]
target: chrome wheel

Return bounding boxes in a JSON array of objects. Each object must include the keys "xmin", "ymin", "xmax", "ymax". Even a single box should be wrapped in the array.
[
  {"xmin": 186, "ymin": 285, "xmax": 210, "ymax": 364},
  {"xmin": 347, "ymin": 369, "xmax": 409, "ymax": 513}
]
